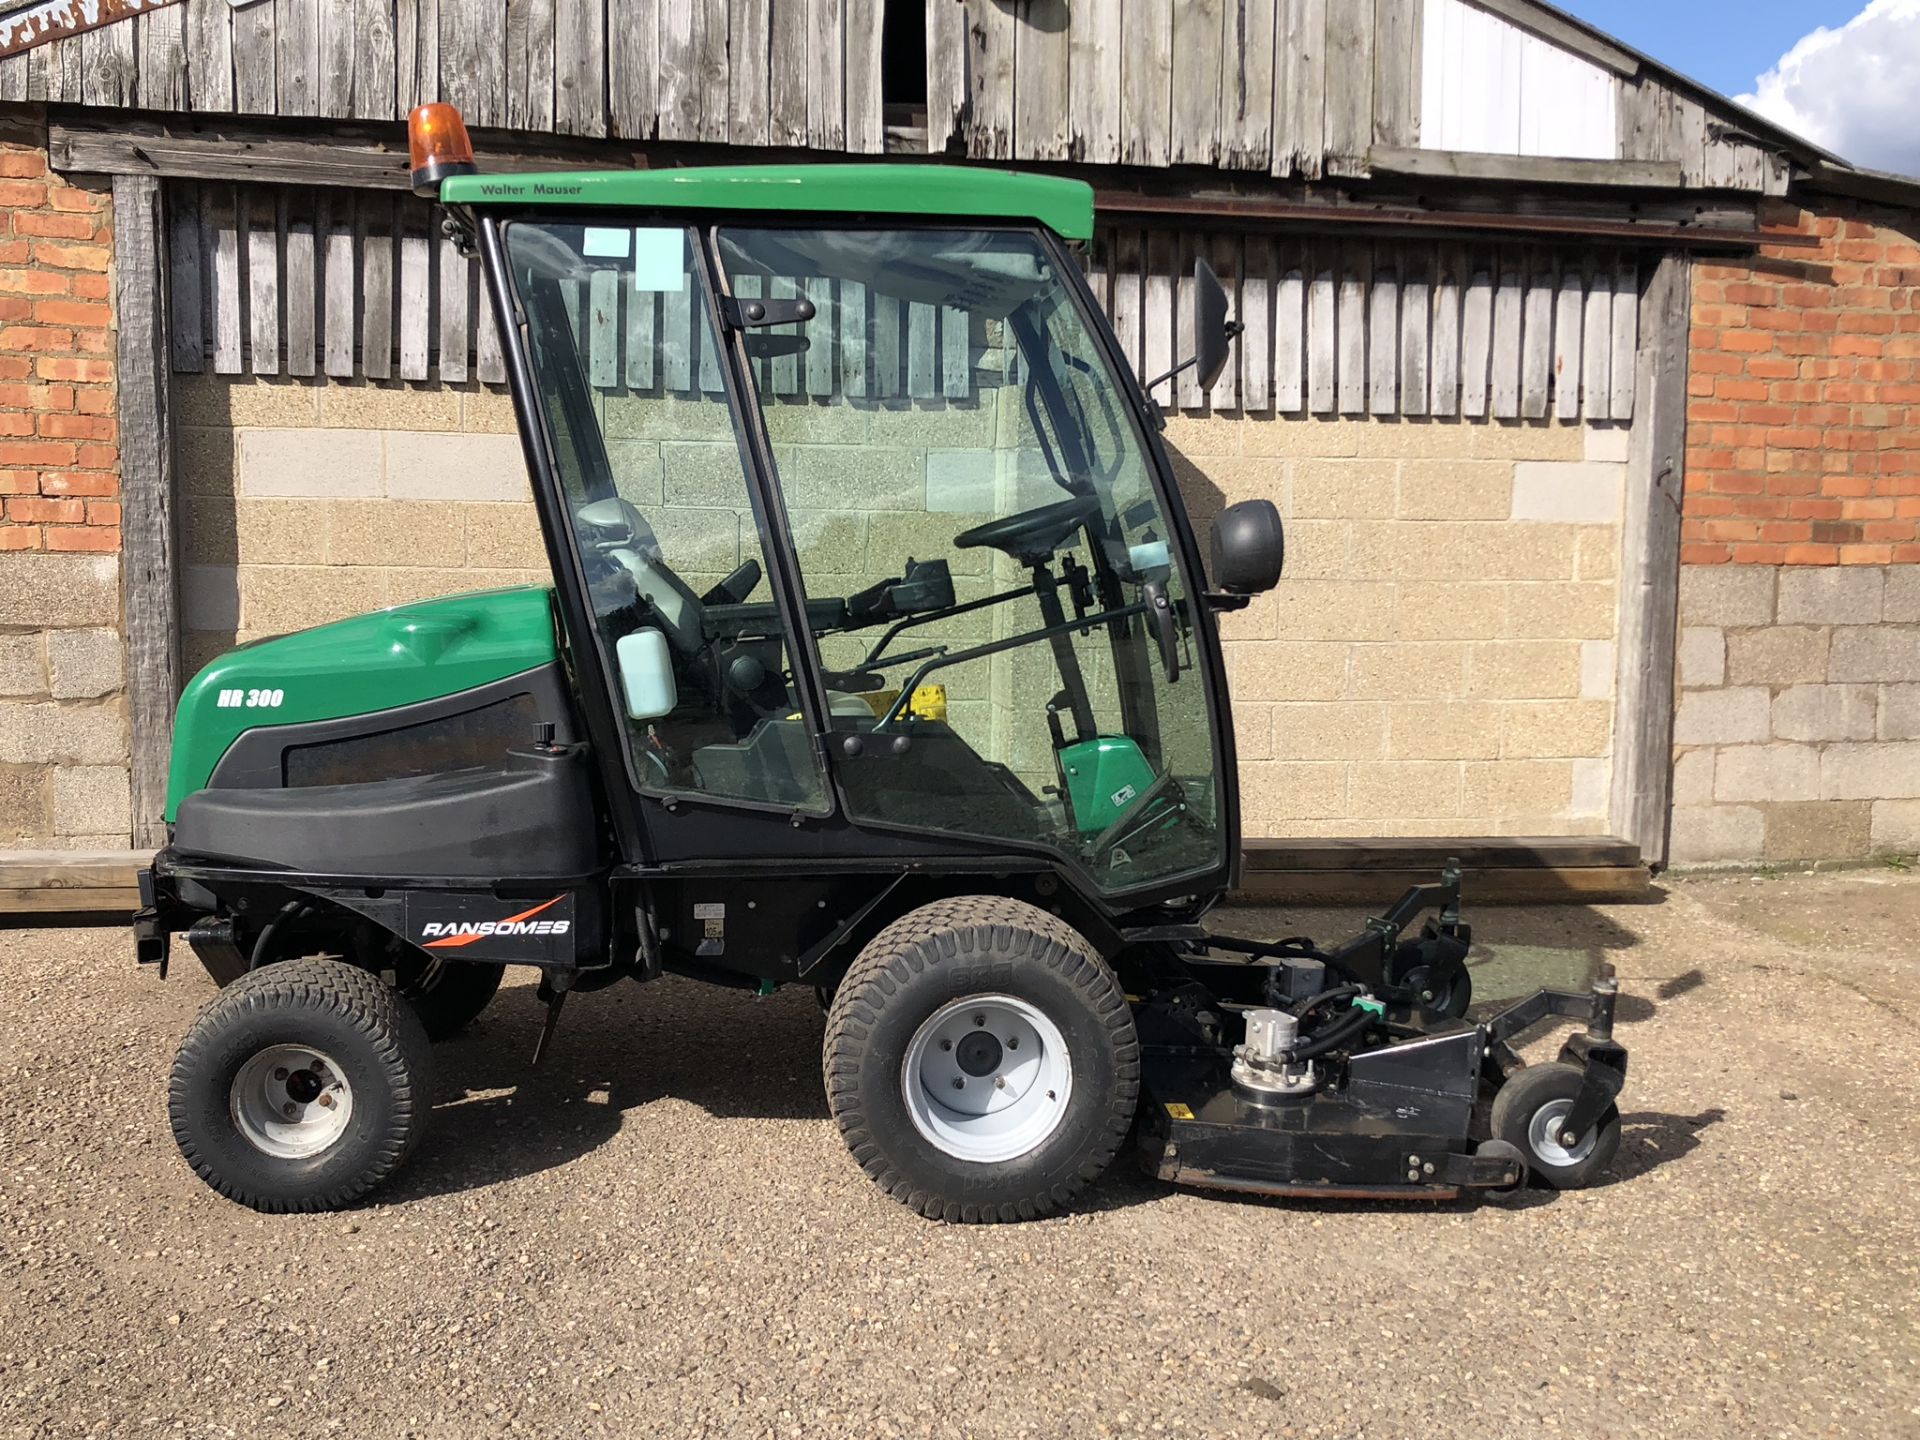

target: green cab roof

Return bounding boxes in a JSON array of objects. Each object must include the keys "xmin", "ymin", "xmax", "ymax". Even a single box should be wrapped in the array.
[{"xmin": 438, "ymin": 164, "xmax": 1095, "ymax": 242}]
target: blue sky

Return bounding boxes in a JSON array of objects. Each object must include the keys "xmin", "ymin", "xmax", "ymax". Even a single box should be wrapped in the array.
[{"xmin": 1552, "ymin": 1, "xmax": 1861, "ymax": 96}]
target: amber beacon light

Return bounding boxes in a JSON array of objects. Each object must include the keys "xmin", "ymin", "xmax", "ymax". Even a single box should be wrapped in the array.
[{"xmin": 408, "ymin": 103, "xmax": 478, "ymax": 196}]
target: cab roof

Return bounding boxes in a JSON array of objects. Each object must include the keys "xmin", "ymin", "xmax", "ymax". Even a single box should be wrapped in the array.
[{"xmin": 438, "ymin": 164, "xmax": 1095, "ymax": 243}]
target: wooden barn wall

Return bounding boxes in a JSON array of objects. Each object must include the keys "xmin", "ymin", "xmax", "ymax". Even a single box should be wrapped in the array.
[{"xmin": 166, "ymin": 180, "xmax": 1639, "ymax": 423}]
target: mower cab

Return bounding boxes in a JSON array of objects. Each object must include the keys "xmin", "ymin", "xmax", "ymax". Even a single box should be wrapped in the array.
[{"xmin": 136, "ymin": 104, "xmax": 1629, "ymax": 1219}]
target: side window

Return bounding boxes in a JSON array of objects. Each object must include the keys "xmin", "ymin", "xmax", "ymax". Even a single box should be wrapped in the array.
[{"xmin": 506, "ymin": 222, "xmax": 827, "ymax": 814}]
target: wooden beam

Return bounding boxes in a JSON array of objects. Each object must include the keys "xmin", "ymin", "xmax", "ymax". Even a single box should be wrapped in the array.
[
  {"xmin": 1368, "ymin": 146, "xmax": 1685, "ymax": 190},
  {"xmin": 0, "ymin": 850, "xmax": 153, "ymax": 916},
  {"xmin": 1609, "ymin": 253, "xmax": 1689, "ymax": 869},
  {"xmin": 112, "ymin": 175, "xmax": 179, "ymax": 854}
]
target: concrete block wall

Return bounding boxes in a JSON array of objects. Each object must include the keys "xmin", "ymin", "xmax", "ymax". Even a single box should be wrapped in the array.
[
  {"xmin": 0, "ymin": 130, "xmax": 129, "ymax": 848},
  {"xmin": 1167, "ymin": 415, "xmax": 1629, "ymax": 839}
]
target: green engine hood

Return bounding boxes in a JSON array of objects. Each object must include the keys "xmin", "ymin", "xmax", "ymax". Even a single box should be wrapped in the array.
[{"xmin": 166, "ymin": 586, "xmax": 560, "ymax": 820}]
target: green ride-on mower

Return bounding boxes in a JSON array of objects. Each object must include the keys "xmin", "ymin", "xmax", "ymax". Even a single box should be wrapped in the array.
[{"xmin": 135, "ymin": 104, "xmax": 1629, "ymax": 1220}]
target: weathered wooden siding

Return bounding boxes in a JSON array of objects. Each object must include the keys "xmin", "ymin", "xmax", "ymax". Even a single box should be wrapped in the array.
[{"xmin": 170, "ymin": 180, "xmax": 1637, "ymax": 422}]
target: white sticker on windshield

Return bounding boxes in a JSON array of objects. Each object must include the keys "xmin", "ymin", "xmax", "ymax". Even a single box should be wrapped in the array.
[
  {"xmin": 633, "ymin": 227, "xmax": 686, "ymax": 293},
  {"xmin": 582, "ymin": 227, "xmax": 630, "ymax": 258}
]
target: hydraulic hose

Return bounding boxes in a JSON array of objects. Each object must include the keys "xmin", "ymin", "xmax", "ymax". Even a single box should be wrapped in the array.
[
  {"xmin": 1290, "ymin": 984, "xmax": 1361, "ymax": 1026},
  {"xmin": 1285, "ymin": 1004, "xmax": 1378, "ymax": 1063}
]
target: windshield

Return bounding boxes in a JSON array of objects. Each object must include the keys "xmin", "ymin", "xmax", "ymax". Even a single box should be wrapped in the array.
[{"xmin": 501, "ymin": 219, "xmax": 1222, "ymax": 893}]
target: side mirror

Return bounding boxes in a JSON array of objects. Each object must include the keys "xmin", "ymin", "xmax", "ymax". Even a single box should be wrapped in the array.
[
  {"xmin": 1210, "ymin": 500, "xmax": 1285, "ymax": 596},
  {"xmin": 1144, "ymin": 258, "xmax": 1242, "ymax": 397},
  {"xmin": 1191, "ymin": 258, "xmax": 1236, "ymax": 392}
]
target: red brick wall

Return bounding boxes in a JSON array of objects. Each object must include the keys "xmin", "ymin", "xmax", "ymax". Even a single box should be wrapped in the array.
[
  {"xmin": 1686, "ymin": 198, "xmax": 1920, "ymax": 567},
  {"xmin": 0, "ymin": 136, "xmax": 118, "ymax": 557}
]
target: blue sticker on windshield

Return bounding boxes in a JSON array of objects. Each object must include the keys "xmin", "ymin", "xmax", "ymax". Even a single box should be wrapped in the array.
[{"xmin": 633, "ymin": 228, "xmax": 685, "ymax": 293}]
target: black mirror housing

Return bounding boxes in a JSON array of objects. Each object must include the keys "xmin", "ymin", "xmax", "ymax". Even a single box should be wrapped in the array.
[
  {"xmin": 1192, "ymin": 258, "xmax": 1235, "ymax": 392},
  {"xmin": 1210, "ymin": 500, "xmax": 1285, "ymax": 595}
]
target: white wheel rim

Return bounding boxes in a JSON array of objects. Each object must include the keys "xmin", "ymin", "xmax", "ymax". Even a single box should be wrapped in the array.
[
  {"xmin": 230, "ymin": 1044, "xmax": 354, "ymax": 1160},
  {"xmin": 901, "ymin": 994, "xmax": 1073, "ymax": 1164},
  {"xmin": 1527, "ymin": 1097, "xmax": 1596, "ymax": 1167}
]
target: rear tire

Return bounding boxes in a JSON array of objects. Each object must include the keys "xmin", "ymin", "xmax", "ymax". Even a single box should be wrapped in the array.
[
  {"xmin": 823, "ymin": 897, "xmax": 1139, "ymax": 1223},
  {"xmin": 169, "ymin": 957, "xmax": 433, "ymax": 1213},
  {"xmin": 396, "ymin": 957, "xmax": 504, "ymax": 1041},
  {"xmin": 1490, "ymin": 1061, "xmax": 1620, "ymax": 1190}
]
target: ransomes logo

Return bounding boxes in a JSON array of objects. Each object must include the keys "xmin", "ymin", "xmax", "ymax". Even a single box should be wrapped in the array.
[{"xmin": 421, "ymin": 896, "xmax": 569, "ymax": 949}]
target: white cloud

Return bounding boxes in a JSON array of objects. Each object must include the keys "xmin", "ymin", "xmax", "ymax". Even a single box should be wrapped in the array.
[{"xmin": 1738, "ymin": 0, "xmax": 1920, "ymax": 176}]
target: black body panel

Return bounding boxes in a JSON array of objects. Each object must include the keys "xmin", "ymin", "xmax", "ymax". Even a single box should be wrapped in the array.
[
  {"xmin": 175, "ymin": 743, "xmax": 598, "ymax": 879},
  {"xmin": 208, "ymin": 663, "xmax": 579, "ymax": 793}
]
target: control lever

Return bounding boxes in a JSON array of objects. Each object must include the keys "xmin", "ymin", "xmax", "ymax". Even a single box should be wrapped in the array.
[{"xmin": 1142, "ymin": 578, "xmax": 1181, "ymax": 684}]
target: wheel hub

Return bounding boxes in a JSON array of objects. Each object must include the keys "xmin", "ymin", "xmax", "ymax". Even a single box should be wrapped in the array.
[
  {"xmin": 901, "ymin": 995, "xmax": 1073, "ymax": 1164},
  {"xmin": 230, "ymin": 1044, "xmax": 354, "ymax": 1160},
  {"xmin": 1527, "ymin": 1097, "xmax": 1597, "ymax": 1166}
]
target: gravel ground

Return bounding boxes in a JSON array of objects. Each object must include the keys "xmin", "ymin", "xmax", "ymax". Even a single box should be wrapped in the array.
[{"xmin": 2, "ymin": 869, "xmax": 1917, "ymax": 1439}]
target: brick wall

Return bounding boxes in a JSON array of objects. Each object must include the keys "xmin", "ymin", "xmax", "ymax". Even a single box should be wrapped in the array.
[
  {"xmin": 1672, "ymin": 197, "xmax": 1920, "ymax": 865},
  {"xmin": 0, "ymin": 129, "xmax": 129, "ymax": 850}
]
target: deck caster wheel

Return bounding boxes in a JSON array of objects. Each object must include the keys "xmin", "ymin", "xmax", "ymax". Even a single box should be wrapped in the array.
[
  {"xmin": 1491, "ymin": 1061, "xmax": 1620, "ymax": 1190},
  {"xmin": 396, "ymin": 956, "xmax": 504, "ymax": 1041},
  {"xmin": 823, "ymin": 897, "xmax": 1139, "ymax": 1223},
  {"xmin": 169, "ymin": 957, "xmax": 433, "ymax": 1213}
]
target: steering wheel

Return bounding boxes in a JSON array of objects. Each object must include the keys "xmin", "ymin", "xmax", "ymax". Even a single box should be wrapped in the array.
[{"xmin": 954, "ymin": 494, "xmax": 1102, "ymax": 567}]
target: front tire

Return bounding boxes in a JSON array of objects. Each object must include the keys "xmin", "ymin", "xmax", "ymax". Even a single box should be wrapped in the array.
[
  {"xmin": 169, "ymin": 957, "xmax": 433, "ymax": 1213},
  {"xmin": 823, "ymin": 897, "xmax": 1139, "ymax": 1223},
  {"xmin": 1490, "ymin": 1061, "xmax": 1621, "ymax": 1190}
]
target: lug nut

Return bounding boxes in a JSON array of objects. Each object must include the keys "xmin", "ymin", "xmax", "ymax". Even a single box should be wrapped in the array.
[
  {"xmin": 951, "ymin": 1078, "xmax": 965, "ymax": 1090},
  {"xmin": 972, "ymin": 1014, "xmax": 985, "ymax": 1027},
  {"xmin": 994, "ymin": 1076, "xmax": 1007, "ymax": 1089},
  {"xmin": 1006, "ymin": 1037, "xmax": 1019, "ymax": 1050},
  {"xmin": 272, "ymin": 1068, "xmax": 288, "ymax": 1082},
  {"xmin": 283, "ymin": 1103, "xmax": 298, "ymax": 1118},
  {"xmin": 318, "ymin": 1094, "xmax": 335, "ymax": 1109},
  {"xmin": 939, "ymin": 1039, "xmax": 952, "ymax": 1051}
]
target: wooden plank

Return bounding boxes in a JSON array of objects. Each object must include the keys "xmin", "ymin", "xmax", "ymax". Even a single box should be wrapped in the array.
[
  {"xmin": 398, "ymin": 229, "xmax": 431, "ymax": 381},
  {"xmin": 1582, "ymin": 268, "xmax": 1611, "ymax": 419},
  {"xmin": 907, "ymin": 301, "xmax": 936, "ymax": 399},
  {"xmin": 842, "ymin": 0, "xmax": 885, "ymax": 152},
  {"xmin": 284, "ymin": 198, "xmax": 316, "ymax": 379},
  {"xmin": 697, "ymin": 305, "xmax": 723, "ymax": 394},
  {"xmin": 658, "ymin": 0, "xmax": 699, "ymax": 141},
  {"xmin": 113, "ymin": 176, "xmax": 179, "ymax": 853},
  {"xmin": 940, "ymin": 304, "xmax": 969, "ymax": 400},
  {"xmin": 231, "ymin": 0, "xmax": 276, "ymax": 114},
  {"xmin": 923, "ymin": 0, "xmax": 967, "ymax": 154},
  {"xmin": 1451, "ymin": 0, "xmax": 1635, "ymax": 76},
  {"xmin": 662, "ymin": 278, "xmax": 693, "ymax": 392},
  {"xmin": 138, "ymin": 1, "xmax": 189, "ymax": 110},
  {"xmin": 438, "ymin": 234, "xmax": 470, "ymax": 383},
  {"xmin": 1490, "ymin": 264, "xmax": 1522, "ymax": 420},
  {"xmin": 1520, "ymin": 258, "xmax": 1553, "ymax": 420},
  {"xmin": 839, "ymin": 280, "xmax": 866, "ymax": 397},
  {"xmin": 317, "ymin": 0, "xmax": 355, "ymax": 116},
  {"xmin": 166, "ymin": 184, "xmax": 203, "ymax": 372},
  {"xmin": 360, "ymin": 194, "xmax": 394, "ymax": 381},
  {"xmin": 1231, "ymin": 861, "xmax": 1648, "ymax": 906},
  {"xmin": 586, "ymin": 267, "xmax": 619, "ymax": 388},
  {"xmin": 1143, "ymin": 229, "xmax": 1176, "ymax": 397},
  {"xmin": 1175, "ymin": 235, "xmax": 1201, "ymax": 412},
  {"xmin": 1609, "ymin": 253, "xmax": 1688, "ymax": 866},
  {"xmin": 806, "ymin": 277, "xmax": 836, "ymax": 397},
  {"xmin": 624, "ymin": 281, "xmax": 655, "ymax": 390},
  {"xmin": 1459, "ymin": 269, "xmax": 1492, "ymax": 419},
  {"xmin": 872, "ymin": 290, "xmax": 901, "ymax": 399},
  {"xmin": 1068, "ymin": 0, "xmax": 1124, "ymax": 165},
  {"xmin": 1321, "ymin": 0, "xmax": 1372, "ymax": 174},
  {"xmin": 0, "ymin": 51, "xmax": 25, "ymax": 105},
  {"xmin": 80, "ymin": 7, "xmax": 136, "ymax": 107},
  {"xmin": 604, "ymin": 0, "xmax": 656, "ymax": 138},
  {"xmin": 206, "ymin": 187, "xmax": 242, "ymax": 375},
  {"xmin": 1372, "ymin": 0, "xmax": 1417, "ymax": 147},
  {"xmin": 553, "ymin": 0, "xmax": 606, "ymax": 137},
  {"xmin": 352, "ymin": 0, "xmax": 398, "ymax": 120},
  {"xmin": 1108, "ymin": 228, "xmax": 1143, "ymax": 381},
  {"xmin": 1367, "ymin": 146, "xmax": 1686, "ymax": 190},
  {"xmin": 965, "ymin": 0, "xmax": 1014, "ymax": 159},
  {"xmin": 1306, "ymin": 264, "xmax": 1335, "ymax": 414},
  {"xmin": 394, "ymin": 0, "xmax": 433, "ymax": 112},
  {"xmin": 1241, "ymin": 834, "xmax": 1640, "ymax": 872},
  {"xmin": 1017, "ymin": 0, "xmax": 1072, "ymax": 161},
  {"xmin": 0, "ymin": 886, "xmax": 143, "ymax": 916},
  {"xmin": 1610, "ymin": 260, "xmax": 1638, "ymax": 421},
  {"xmin": 1121, "ymin": 0, "xmax": 1173, "ymax": 167},
  {"xmin": 506, "ymin": 0, "xmax": 558, "ymax": 133},
  {"xmin": 1273, "ymin": 260, "xmax": 1305, "ymax": 413},
  {"xmin": 726, "ymin": 0, "xmax": 772, "ymax": 146},
  {"xmin": 1219, "ymin": 0, "xmax": 1275, "ymax": 170},
  {"xmin": 274, "ymin": 0, "xmax": 319, "ymax": 116},
  {"xmin": 1429, "ymin": 258, "xmax": 1460, "ymax": 418},
  {"xmin": 476, "ymin": 293, "xmax": 506, "ymax": 383},
  {"xmin": 697, "ymin": 0, "xmax": 731, "ymax": 145},
  {"xmin": 321, "ymin": 197, "xmax": 355, "ymax": 378},
  {"xmin": 1399, "ymin": 261, "xmax": 1429, "ymax": 418},
  {"xmin": 1275, "ymin": 0, "xmax": 1327, "ymax": 179},
  {"xmin": 808, "ymin": 0, "xmax": 846, "ymax": 151},
  {"xmin": 1170, "ymin": 0, "xmax": 1223, "ymax": 167},
  {"xmin": 1367, "ymin": 265, "xmax": 1396, "ymax": 416},
  {"xmin": 1208, "ymin": 232, "xmax": 1241, "ymax": 411},
  {"xmin": 441, "ymin": 0, "xmax": 505, "ymax": 126},
  {"xmin": 1240, "ymin": 235, "xmax": 1273, "ymax": 412},
  {"xmin": 1335, "ymin": 262, "xmax": 1366, "ymax": 416},
  {"xmin": 1553, "ymin": 268, "xmax": 1583, "ymax": 422}
]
